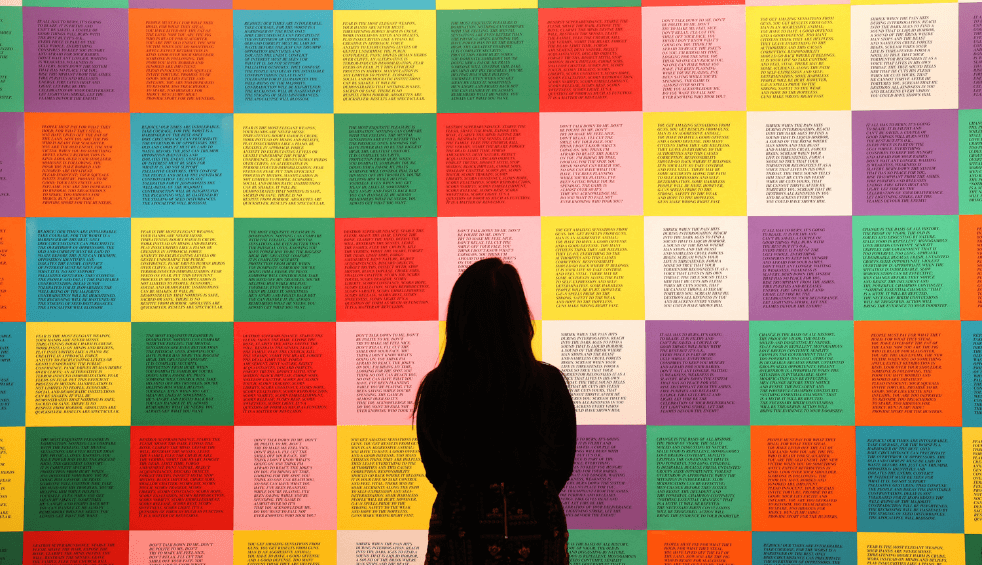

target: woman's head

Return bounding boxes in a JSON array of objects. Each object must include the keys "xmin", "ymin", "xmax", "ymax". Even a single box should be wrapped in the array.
[
  {"xmin": 445, "ymin": 258, "xmax": 534, "ymax": 361},
  {"xmin": 412, "ymin": 257, "xmax": 538, "ymax": 422}
]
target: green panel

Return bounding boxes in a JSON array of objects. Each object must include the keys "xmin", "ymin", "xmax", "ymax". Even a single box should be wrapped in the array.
[
  {"xmin": 567, "ymin": 530, "xmax": 646, "ymax": 563},
  {"xmin": 0, "ymin": 8, "xmax": 24, "ymax": 112},
  {"xmin": 750, "ymin": 320, "xmax": 855, "ymax": 426},
  {"xmin": 647, "ymin": 425, "xmax": 751, "ymax": 531},
  {"xmin": 960, "ymin": 110, "xmax": 982, "ymax": 215},
  {"xmin": 0, "ymin": 533, "xmax": 21, "ymax": 565},
  {"xmin": 25, "ymin": 426, "xmax": 129, "ymax": 531},
  {"xmin": 852, "ymin": 215, "xmax": 959, "ymax": 321},
  {"xmin": 539, "ymin": 0, "xmax": 640, "ymax": 6},
  {"xmin": 967, "ymin": 534, "xmax": 982, "ymax": 565},
  {"xmin": 234, "ymin": 218, "xmax": 336, "ymax": 322},
  {"xmin": 131, "ymin": 322, "xmax": 234, "ymax": 426},
  {"xmin": 335, "ymin": 113, "xmax": 437, "ymax": 219},
  {"xmin": 436, "ymin": 9, "xmax": 539, "ymax": 113}
]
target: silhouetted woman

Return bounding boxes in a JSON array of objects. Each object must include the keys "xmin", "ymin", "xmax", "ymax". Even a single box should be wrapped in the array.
[{"xmin": 413, "ymin": 258, "xmax": 577, "ymax": 564}]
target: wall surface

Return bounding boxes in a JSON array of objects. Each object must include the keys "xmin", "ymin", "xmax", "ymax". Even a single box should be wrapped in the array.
[{"xmin": 0, "ymin": 0, "xmax": 976, "ymax": 563}]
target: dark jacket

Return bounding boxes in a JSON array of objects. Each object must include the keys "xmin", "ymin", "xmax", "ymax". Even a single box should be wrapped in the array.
[
  {"xmin": 416, "ymin": 363, "xmax": 578, "ymax": 564},
  {"xmin": 416, "ymin": 363, "xmax": 577, "ymax": 492}
]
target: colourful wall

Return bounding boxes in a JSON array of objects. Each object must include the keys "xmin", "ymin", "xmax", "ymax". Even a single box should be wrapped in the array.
[{"xmin": 0, "ymin": 0, "xmax": 978, "ymax": 562}]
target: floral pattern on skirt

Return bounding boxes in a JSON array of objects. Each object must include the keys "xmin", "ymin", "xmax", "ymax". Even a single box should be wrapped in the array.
[{"xmin": 424, "ymin": 477, "xmax": 570, "ymax": 565}]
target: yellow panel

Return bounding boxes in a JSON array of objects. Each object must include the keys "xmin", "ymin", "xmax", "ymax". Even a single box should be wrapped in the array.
[
  {"xmin": 27, "ymin": 323, "xmax": 130, "ymax": 427},
  {"xmin": 541, "ymin": 216, "xmax": 645, "ymax": 321},
  {"xmin": 747, "ymin": 5, "xmax": 851, "ymax": 111},
  {"xmin": 334, "ymin": 11, "xmax": 438, "ymax": 113},
  {"xmin": 336, "ymin": 425, "xmax": 437, "ymax": 530},
  {"xmin": 233, "ymin": 114, "xmax": 335, "ymax": 218},
  {"xmin": 131, "ymin": 218, "xmax": 235, "ymax": 322},
  {"xmin": 643, "ymin": 112, "xmax": 747, "ymax": 217}
]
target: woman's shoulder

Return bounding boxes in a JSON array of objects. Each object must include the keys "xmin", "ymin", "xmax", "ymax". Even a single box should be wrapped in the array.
[
  {"xmin": 533, "ymin": 362, "xmax": 570, "ymax": 392},
  {"xmin": 536, "ymin": 361, "xmax": 563, "ymax": 378},
  {"xmin": 532, "ymin": 362, "xmax": 576, "ymax": 427}
]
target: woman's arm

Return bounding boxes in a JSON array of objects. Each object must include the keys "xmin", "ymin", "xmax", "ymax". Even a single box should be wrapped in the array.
[
  {"xmin": 552, "ymin": 369, "xmax": 577, "ymax": 493},
  {"xmin": 416, "ymin": 399, "xmax": 449, "ymax": 490},
  {"xmin": 538, "ymin": 365, "xmax": 578, "ymax": 493}
]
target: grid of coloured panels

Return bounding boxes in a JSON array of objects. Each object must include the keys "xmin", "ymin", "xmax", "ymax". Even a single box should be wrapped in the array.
[{"xmin": 0, "ymin": 0, "xmax": 980, "ymax": 563}]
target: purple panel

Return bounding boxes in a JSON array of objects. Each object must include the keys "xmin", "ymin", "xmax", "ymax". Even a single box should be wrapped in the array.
[
  {"xmin": 0, "ymin": 114, "xmax": 24, "ymax": 217},
  {"xmin": 24, "ymin": 7, "xmax": 129, "ymax": 112},
  {"xmin": 960, "ymin": 3, "xmax": 982, "ymax": 110},
  {"xmin": 749, "ymin": 216, "xmax": 853, "ymax": 321},
  {"xmin": 646, "ymin": 320, "xmax": 749, "ymax": 426},
  {"xmin": 852, "ymin": 109, "xmax": 958, "ymax": 216},
  {"xmin": 560, "ymin": 425, "xmax": 646, "ymax": 530}
]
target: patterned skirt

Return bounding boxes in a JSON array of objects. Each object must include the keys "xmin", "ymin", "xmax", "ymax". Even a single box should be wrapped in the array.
[{"xmin": 424, "ymin": 476, "xmax": 570, "ymax": 565}]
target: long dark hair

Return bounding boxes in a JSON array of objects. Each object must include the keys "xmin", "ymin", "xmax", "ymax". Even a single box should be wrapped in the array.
[{"xmin": 411, "ymin": 258, "xmax": 539, "ymax": 425}]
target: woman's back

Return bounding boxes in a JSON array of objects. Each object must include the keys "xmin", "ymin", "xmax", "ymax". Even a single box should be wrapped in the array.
[
  {"xmin": 416, "ymin": 363, "xmax": 576, "ymax": 490},
  {"xmin": 416, "ymin": 362, "xmax": 576, "ymax": 564},
  {"xmin": 412, "ymin": 258, "xmax": 577, "ymax": 564}
]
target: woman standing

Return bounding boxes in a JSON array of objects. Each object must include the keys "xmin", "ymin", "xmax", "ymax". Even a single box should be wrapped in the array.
[{"xmin": 413, "ymin": 258, "xmax": 577, "ymax": 564}]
